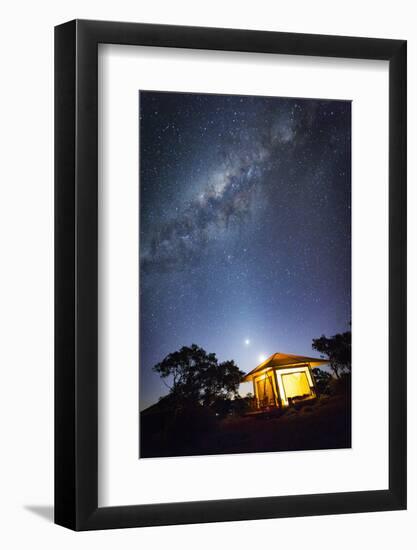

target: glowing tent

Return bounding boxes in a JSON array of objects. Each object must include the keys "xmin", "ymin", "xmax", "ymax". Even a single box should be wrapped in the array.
[{"xmin": 242, "ymin": 352, "xmax": 329, "ymax": 409}]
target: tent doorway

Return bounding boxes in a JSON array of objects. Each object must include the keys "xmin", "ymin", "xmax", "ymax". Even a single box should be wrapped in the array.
[{"xmin": 255, "ymin": 374, "xmax": 276, "ymax": 407}]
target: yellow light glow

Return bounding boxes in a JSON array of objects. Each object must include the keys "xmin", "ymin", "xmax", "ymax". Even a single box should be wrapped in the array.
[
  {"xmin": 282, "ymin": 372, "xmax": 311, "ymax": 399},
  {"xmin": 258, "ymin": 354, "xmax": 267, "ymax": 362}
]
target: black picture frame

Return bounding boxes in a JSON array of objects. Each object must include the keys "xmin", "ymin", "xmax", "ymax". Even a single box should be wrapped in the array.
[{"xmin": 55, "ymin": 19, "xmax": 407, "ymax": 531}]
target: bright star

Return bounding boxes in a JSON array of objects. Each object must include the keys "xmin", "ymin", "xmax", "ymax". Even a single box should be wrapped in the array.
[{"xmin": 244, "ymin": 339, "xmax": 250, "ymax": 346}]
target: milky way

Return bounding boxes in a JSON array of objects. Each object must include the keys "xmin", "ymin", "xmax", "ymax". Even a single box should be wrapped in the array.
[{"xmin": 139, "ymin": 91, "xmax": 351, "ymax": 410}]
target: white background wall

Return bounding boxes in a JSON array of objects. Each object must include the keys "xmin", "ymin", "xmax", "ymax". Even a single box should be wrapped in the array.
[{"xmin": 0, "ymin": 1, "xmax": 415, "ymax": 548}]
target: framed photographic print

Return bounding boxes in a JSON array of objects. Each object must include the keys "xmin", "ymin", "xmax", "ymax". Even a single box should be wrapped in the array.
[{"xmin": 55, "ymin": 20, "xmax": 406, "ymax": 530}]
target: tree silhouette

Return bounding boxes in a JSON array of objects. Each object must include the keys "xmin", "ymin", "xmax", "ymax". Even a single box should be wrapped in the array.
[
  {"xmin": 153, "ymin": 344, "xmax": 244, "ymax": 407},
  {"xmin": 312, "ymin": 367, "xmax": 333, "ymax": 394},
  {"xmin": 312, "ymin": 331, "xmax": 351, "ymax": 378}
]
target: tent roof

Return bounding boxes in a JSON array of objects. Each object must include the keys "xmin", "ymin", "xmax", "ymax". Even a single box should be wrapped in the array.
[{"xmin": 242, "ymin": 352, "xmax": 329, "ymax": 382}]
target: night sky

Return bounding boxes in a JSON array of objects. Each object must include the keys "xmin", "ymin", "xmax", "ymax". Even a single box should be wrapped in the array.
[{"xmin": 139, "ymin": 91, "xmax": 351, "ymax": 411}]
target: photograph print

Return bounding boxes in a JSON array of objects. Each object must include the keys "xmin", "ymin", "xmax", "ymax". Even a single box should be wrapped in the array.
[{"xmin": 139, "ymin": 90, "xmax": 351, "ymax": 459}]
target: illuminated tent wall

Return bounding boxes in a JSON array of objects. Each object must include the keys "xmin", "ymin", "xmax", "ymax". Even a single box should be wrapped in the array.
[{"xmin": 242, "ymin": 352, "xmax": 329, "ymax": 409}]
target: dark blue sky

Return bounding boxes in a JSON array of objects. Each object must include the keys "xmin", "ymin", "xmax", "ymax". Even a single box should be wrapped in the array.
[{"xmin": 139, "ymin": 91, "xmax": 351, "ymax": 410}]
